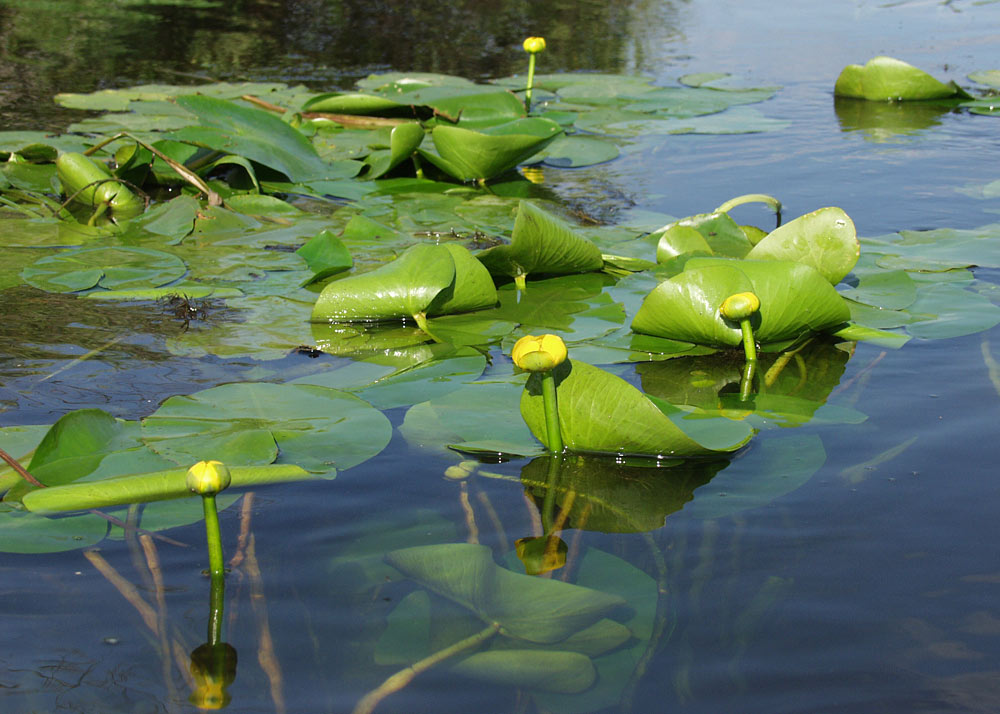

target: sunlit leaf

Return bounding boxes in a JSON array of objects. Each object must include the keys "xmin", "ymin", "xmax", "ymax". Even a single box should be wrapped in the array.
[{"xmin": 834, "ymin": 56, "xmax": 967, "ymax": 101}]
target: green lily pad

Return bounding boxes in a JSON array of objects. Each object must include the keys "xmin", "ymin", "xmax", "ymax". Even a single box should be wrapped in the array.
[
  {"xmin": 834, "ymin": 56, "xmax": 966, "ymax": 101},
  {"xmin": 420, "ymin": 117, "xmax": 563, "ymax": 182},
  {"xmin": 296, "ymin": 229, "xmax": 353, "ymax": 285},
  {"xmin": 746, "ymin": 207, "xmax": 859, "ymax": 284},
  {"xmin": 140, "ymin": 382, "xmax": 391, "ymax": 472},
  {"xmin": 310, "ymin": 242, "xmax": 497, "ymax": 322},
  {"xmin": 533, "ymin": 136, "xmax": 620, "ymax": 168},
  {"xmin": 449, "ymin": 650, "xmax": 596, "ymax": 694},
  {"xmin": 476, "ymin": 201, "xmax": 604, "ymax": 282},
  {"xmin": 365, "ymin": 122, "xmax": 425, "ymax": 178},
  {"xmin": 170, "ymin": 95, "xmax": 335, "ymax": 182},
  {"xmin": 20, "ymin": 246, "xmax": 187, "ymax": 294},
  {"xmin": 0, "ymin": 508, "xmax": 108, "ymax": 554},
  {"xmin": 632, "ymin": 259, "xmax": 851, "ymax": 348},
  {"xmin": 521, "ymin": 360, "xmax": 753, "ymax": 457},
  {"xmin": 385, "ymin": 542, "xmax": 626, "ymax": 644}
]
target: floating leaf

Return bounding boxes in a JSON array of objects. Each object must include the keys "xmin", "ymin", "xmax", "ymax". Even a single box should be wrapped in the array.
[
  {"xmin": 420, "ymin": 118, "xmax": 562, "ymax": 182},
  {"xmin": 365, "ymin": 122, "xmax": 425, "ymax": 178},
  {"xmin": 140, "ymin": 382, "xmax": 391, "ymax": 472},
  {"xmin": 310, "ymin": 242, "xmax": 496, "ymax": 322},
  {"xmin": 296, "ymin": 229, "xmax": 353, "ymax": 285},
  {"xmin": 834, "ymin": 56, "xmax": 966, "ymax": 101},
  {"xmin": 477, "ymin": 201, "xmax": 604, "ymax": 283},
  {"xmin": 21, "ymin": 247, "xmax": 186, "ymax": 294},
  {"xmin": 521, "ymin": 360, "xmax": 752, "ymax": 457},
  {"xmin": 632, "ymin": 259, "xmax": 851, "ymax": 348},
  {"xmin": 746, "ymin": 207, "xmax": 859, "ymax": 284}
]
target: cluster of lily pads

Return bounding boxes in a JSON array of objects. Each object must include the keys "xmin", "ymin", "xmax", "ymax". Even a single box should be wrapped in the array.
[{"xmin": 1, "ymin": 51, "xmax": 1000, "ymax": 713}]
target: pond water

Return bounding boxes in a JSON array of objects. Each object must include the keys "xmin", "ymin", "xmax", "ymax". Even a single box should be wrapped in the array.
[{"xmin": 3, "ymin": 0, "xmax": 1000, "ymax": 713}]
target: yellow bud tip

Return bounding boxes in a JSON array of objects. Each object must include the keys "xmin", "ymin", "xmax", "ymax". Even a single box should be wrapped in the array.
[
  {"xmin": 186, "ymin": 460, "xmax": 232, "ymax": 496},
  {"xmin": 512, "ymin": 334, "xmax": 567, "ymax": 372},
  {"xmin": 720, "ymin": 292, "xmax": 761, "ymax": 321},
  {"xmin": 523, "ymin": 36, "xmax": 546, "ymax": 54}
]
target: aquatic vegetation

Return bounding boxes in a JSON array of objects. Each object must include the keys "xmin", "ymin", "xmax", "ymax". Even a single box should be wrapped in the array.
[{"xmin": 834, "ymin": 56, "xmax": 969, "ymax": 101}]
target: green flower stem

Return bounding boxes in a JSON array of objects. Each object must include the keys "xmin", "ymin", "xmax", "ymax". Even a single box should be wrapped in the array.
[
  {"xmin": 525, "ymin": 54, "xmax": 537, "ymax": 112},
  {"xmin": 740, "ymin": 359, "xmax": 756, "ymax": 402},
  {"xmin": 739, "ymin": 318, "xmax": 758, "ymax": 401},
  {"xmin": 713, "ymin": 193, "xmax": 782, "ymax": 228},
  {"xmin": 201, "ymin": 493, "xmax": 225, "ymax": 580},
  {"xmin": 541, "ymin": 453, "xmax": 562, "ymax": 531},
  {"xmin": 352, "ymin": 623, "xmax": 500, "ymax": 714},
  {"xmin": 739, "ymin": 318, "xmax": 757, "ymax": 364},
  {"xmin": 207, "ymin": 567, "xmax": 225, "ymax": 646},
  {"xmin": 541, "ymin": 370, "xmax": 564, "ymax": 454}
]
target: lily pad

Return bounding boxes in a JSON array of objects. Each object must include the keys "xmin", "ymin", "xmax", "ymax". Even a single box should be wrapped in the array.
[
  {"xmin": 310, "ymin": 242, "xmax": 497, "ymax": 322},
  {"xmin": 746, "ymin": 207, "xmax": 859, "ymax": 284},
  {"xmin": 21, "ymin": 246, "xmax": 187, "ymax": 294},
  {"xmin": 632, "ymin": 259, "xmax": 851, "ymax": 348},
  {"xmin": 521, "ymin": 360, "xmax": 753, "ymax": 457},
  {"xmin": 476, "ymin": 201, "xmax": 604, "ymax": 282},
  {"xmin": 385, "ymin": 542, "xmax": 625, "ymax": 644},
  {"xmin": 420, "ymin": 117, "xmax": 563, "ymax": 182},
  {"xmin": 834, "ymin": 56, "xmax": 966, "ymax": 101},
  {"xmin": 140, "ymin": 382, "xmax": 391, "ymax": 472}
]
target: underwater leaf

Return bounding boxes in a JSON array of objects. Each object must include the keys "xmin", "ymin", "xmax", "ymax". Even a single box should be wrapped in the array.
[
  {"xmin": 449, "ymin": 650, "xmax": 596, "ymax": 694},
  {"xmin": 521, "ymin": 360, "xmax": 752, "ymax": 457},
  {"xmin": 476, "ymin": 201, "xmax": 604, "ymax": 282},
  {"xmin": 421, "ymin": 117, "xmax": 562, "ymax": 181},
  {"xmin": 0, "ymin": 509, "xmax": 108, "ymax": 554},
  {"xmin": 746, "ymin": 207, "xmax": 859, "ymax": 284},
  {"xmin": 385, "ymin": 542, "xmax": 626, "ymax": 643},
  {"xmin": 141, "ymin": 382, "xmax": 391, "ymax": 472},
  {"xmin": 834, "ymin": 56, "xmax": 965, "ymax": 101},
  {"xmin": 310, "ymin": 242, "xmax": 496, "ymax": 322},
  {"xmin": 632, "ymin": 259, "xmax": 851, "ymax": 348},
  {"xmin": 21, "ymin": 247, "xmax": 187, "ymax": 293}
]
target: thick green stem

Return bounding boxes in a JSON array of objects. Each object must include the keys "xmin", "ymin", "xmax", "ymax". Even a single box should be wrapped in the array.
[
  {"xmin": 201, "ymin": 494, "xmax": 225, "ymax": 580},
  {"xmin": 525, "ymin": 54, "xmax": 537, "ymax": 112},
  {"xmin": 353, "ymin": 623, "xmax": 500, "ymax": 714},
  {"xmin": 739, "ymin": 318, "xmax": 757, "ymax": 364},
  {"xmin": 207, "ymin": 570, "xmax": 225, "ymax": 646},
  {"xmin": 540, "ymin": 370, "xmax": 564, "ymax": 454},
  {"xmin": 739, "ymin": 357, "xmax": 757, "ymax": 402}
]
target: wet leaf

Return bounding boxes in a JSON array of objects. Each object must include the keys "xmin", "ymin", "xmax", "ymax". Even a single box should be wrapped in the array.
[
  {"xmin": 834, "ymin": 56, "xmax": 966, "ymax": 101},
  {"xmin": 521, "ymin": 360, "xmax": 752, "ymax": 457},
  {"xmin": 21, "ymin": 246, "xmax": 187, "ymax": 294},
  {"xmin": 141, "ymin": 382, "xmax": 391, "ymax": 472},
  {"xmin": 746, "ymin": 207, "xmax": 859, "ymax": 284}
]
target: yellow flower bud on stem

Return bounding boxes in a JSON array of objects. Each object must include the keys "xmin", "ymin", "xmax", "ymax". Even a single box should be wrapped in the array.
[
  {"xmin": 186, "ymin": 460, "xmax": 230, "ymax": 640},
  {"xmin": 512, "ymin": 334, "xmax": 566, "ymax": 453},
  {"xmin": 522, "ymin": 37, "xmax": 546, "ymax": 112},
  {"xmin": 720, "ymin": 293, "xmax": 761, "ymax": 400}
]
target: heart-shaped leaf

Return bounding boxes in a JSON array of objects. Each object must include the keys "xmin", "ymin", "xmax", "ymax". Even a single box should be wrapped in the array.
[
  {"xmin": 477, "ymin": 201, "xmax": 604, "ymax": 282},
  {"xmin": 385, "ymin": 542, "xmax": 625, "ymax": 644},
  {"xmin": 746, "ymin": 207, "xmax": 859, "ymax": 284},
  {"xmin": 310, "ymin": 242, "xmax": 496, "ymax": 322},
  {"xmin": 521, "ymin": 360, "xmax": 752, "ymax": 457},
  {"xmin": 420, "ymin": 118, "xmax": 562, "ymax": 181},
  {"xmin": 632, "ymin": 259, "xmax": 851, "ymax": 347}
]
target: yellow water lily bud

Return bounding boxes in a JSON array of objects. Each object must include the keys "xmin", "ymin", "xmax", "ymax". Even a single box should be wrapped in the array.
[
  {"xmin": 512, "ymin": 334, "xmax": 567, "ymax": 372},
  {"xmin": 186, "ymin": 460, "xmax": 232, "ymax": 496},
  {"xmin": 720, "ymin": 292, "xmax": 761, "ymax": 321},
  {"xmin": 523, "ymin": 36, "xmax": 546, "ymax": 54}
]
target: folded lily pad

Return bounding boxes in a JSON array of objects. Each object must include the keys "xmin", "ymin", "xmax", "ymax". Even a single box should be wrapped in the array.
[
  {"xmin": 745, "ymin": 206, "xmax": 859, "ymax": 284},
  {"xmin": 631, "ymin": 259, "xmax": 851, "ymax": 348},
  {"xmin": 476, "ymin": 201, "xmax": 604, "ymax": 283},
  {"xmin": 310, "ymin": 242, "xmax": 497, "ymax": 323},
  {"xmin": 419, "ymin": 117, "xmax": 562, "ymax": 182},
  {"xmin": 834, "ymin": 56, "xmax": 967, "ymax": 101},
  {"xmin": 520, "ymin": 360, "xmax": 753, "ymax": 457}
]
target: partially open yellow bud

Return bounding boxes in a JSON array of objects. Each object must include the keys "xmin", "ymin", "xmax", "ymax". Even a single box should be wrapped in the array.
[
  {"xmin": 186, "ymin": 460, "xmax": 232, "ymax": 496},
  {"xmin": 720, "ymin": 292, "xmax": 761, "ymax": 321},
  {"xmin": 512, "ymin": 334, "xmax": 567, "ymax": 372},
  {"xmin": 523, "ymin": 36, "xmax": 546, "ymax": 54}
]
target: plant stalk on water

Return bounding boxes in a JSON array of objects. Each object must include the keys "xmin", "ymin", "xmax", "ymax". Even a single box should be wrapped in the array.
[
  {"xmin": 522, "ymin": 37, "xmax": 546, "ymax": 112},
  {"xmin": 187, "ymin": 460, "xmax": 232, "ymax": 644},
  {"xmin": 720, "ymin": 292, "xmax": 761, "ymax": 400}
]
